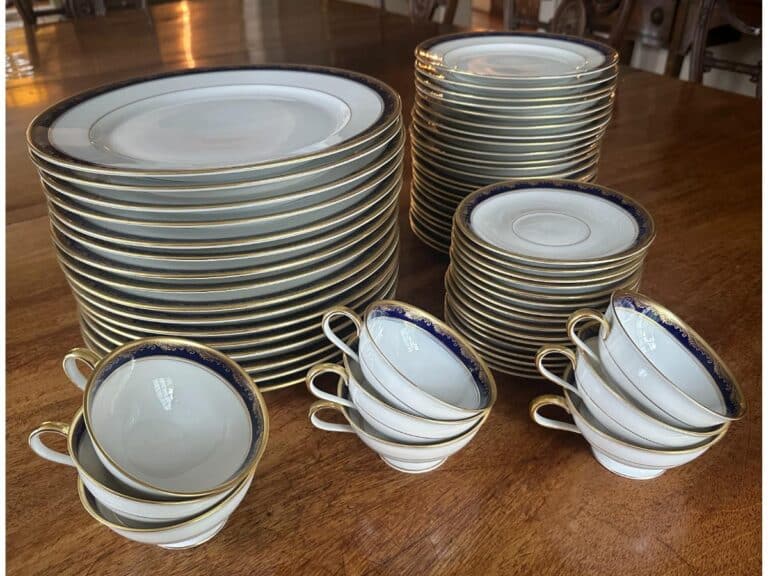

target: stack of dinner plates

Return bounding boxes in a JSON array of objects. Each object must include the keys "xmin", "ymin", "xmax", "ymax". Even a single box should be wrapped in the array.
[
  {"xmin": 409, "ymin": 31, "xmax": 619, "ymax": 252},
  {"xmin": 444, "ymin": 179, "xmax": 655, "ymax": 378},
  {"xmin": 26, "ymin": 65, "xmax": 404, "ymax": 392}
]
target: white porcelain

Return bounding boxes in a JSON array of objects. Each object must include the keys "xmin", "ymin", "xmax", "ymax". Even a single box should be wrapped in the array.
[
  {"xmin": 43, "ymin": 161, "xmax": 401, "ymax": 241},
  {"xmin": 78, "ymin": 471, "xmax": 254, "ymax": 548},
  {"xmin": 308, "ymin": 380, "xmax": 486, "ymax": 473},
  {"xmin": 416, "ymin": 66, "xmax": 619, "ymax": 97},
  {"xmin": 51, "ymin": 206, "xmax": 396, "ymax": 287},
  {"xmin": 472, "ymin": 188, "xmax": 635, "ymax": 260},
  {"xmin": 536, "ymin": 335, "xmax": 726, "ymax": 449},
  {"xmin": 48, "ymin": 187, "xmax": 397, "ymax": 273},
  {"xmin": 47, "ymin": 173, "xmax": 401, "ymax": 255},
  {"xmin": 415, "ymin": 100, "xmax": 613, "ymax": 138},
  {"xmin": 568, "ymin": 291, "xmax": 747, "ymax": 429},
  {"xmin": 28, "ymin": 410, "xmax": 230, "ymax": 523},
  {"xmin": 61, "ymin": 338, "xmax": 269, "ymax": 498},
  {"xmin": 57, "ymin": 224, "xmax": 396, "ymax": 303},
  {"xmin": 36, "ymin": 133, "xmax": 402, "ymax": 216},
  {"xmin": 31, "ymin": 67, "xmax": 399, "ymax": 180},
  {"xmin": 456, "ymin": 180, "xmax": 654, "ymax": 268},
  {"xmin": 530, "ymin": 387, "xmax": 728, "ymax": 480},
  {"xmin": 33, "ymin": 116, "xmax": 400, "ymax": 205},
  {"xmin": 306, "ymin": 355, "xmax": 482, "ymax": 444},
  {"xmin": 417, "ymin": 32, "xmax": 617, "ymax": 85},
  {"xmin": 322, "ymin": 300, "xmax": 496, "ymax": 420}
]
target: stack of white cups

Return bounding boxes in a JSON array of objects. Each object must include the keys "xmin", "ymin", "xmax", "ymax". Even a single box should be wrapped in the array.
[
  {"xmin": 28, "ymin": 338, "xmax": 269, "ymax": 548},
  {"xmin": 530, "ymin": 290, "xmax": 746, "ymax": 480},
  {"xmin": 307, "ymin": 300, "xmax": 497, "ymax": 473}
]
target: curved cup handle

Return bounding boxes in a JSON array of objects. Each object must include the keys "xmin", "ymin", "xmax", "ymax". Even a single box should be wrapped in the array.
[
  {"xmin": 529, "ymin": 394, "xmax": 581, "ymax": 435},
  {"xmin": 308, "ymin": 400, "xmax": 355, "ymax": 434},
  {"xmin": 535, "ymin": 345, "xmax": 580, "ymax": 396},
  {"xmin": 62, "ymin": 347, "xmax": 101, "ymax": 391},
  {"xmin": 306, "ymin": 363, "xmax": 355, "ymax": 409},
  {"xmin": 28, "ymin": 421, "xmax": 75, "ymax": 467},
  {"xmin": 566, "ymin": 309, "xmax": 609, "ymax": 363},
  {"xmin": 321, "ymin": 306, "xmax": 362, "ymax": 362}
]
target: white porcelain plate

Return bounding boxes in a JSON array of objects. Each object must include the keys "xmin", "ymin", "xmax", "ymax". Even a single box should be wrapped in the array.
[
  {"xmin": 418, "ymin": 33, "xmax": 616, "ymax": 83},
  {"xmin": 469, "ymin": 185, "xmax": 646, "ymax": 261},
  {"xmin": 30, "ymin": 67, "xmax": 396, "ymax": 175}
]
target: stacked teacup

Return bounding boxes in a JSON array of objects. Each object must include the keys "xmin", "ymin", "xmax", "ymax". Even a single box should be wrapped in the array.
[
  {"xmin": 530, "ymin": 290, "xmax": 746, "ymax": 480},
  {"xmin": 307, "ymin": 300, "xmax": 496, "ymax": 473},
  {"xmin": 29, "ymin": 338, "xmax": 269, "ymax": 548}
]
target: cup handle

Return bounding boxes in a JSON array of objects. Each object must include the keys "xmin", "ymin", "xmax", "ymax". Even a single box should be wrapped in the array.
[
  {"xmin": 62, "ymin": 347, "xmax": 101, "ymax": 390},
  {"xmin": 321, "ymin": 306, "xmax": 362, "ymax": 362},
  {"xmin": 529, "ymin": 395, "xmax": 581, "ymax": 435},
  {"xmin": 535, "ymin": 345, "xmax": 580, "ymax": 396},
  {"xmin": 308, "ymin": 400, "xmax": 355, "ymax": 434},
  {"xmin": 28, "ymin": 421, "xmax": 75, "ymax": 467},
  {"xmin": 306, "ymin": 363, "xmax": 355, "ymax": 409},
  {"xmin": 566, "ymin": 309, "xmax": 610, "ymax": 363}
]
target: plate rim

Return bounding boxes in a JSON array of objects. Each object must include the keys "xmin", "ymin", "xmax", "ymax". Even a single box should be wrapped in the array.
[{"xmin": 27, "ymin": 64, "xmax": 402, "ymax": 178}]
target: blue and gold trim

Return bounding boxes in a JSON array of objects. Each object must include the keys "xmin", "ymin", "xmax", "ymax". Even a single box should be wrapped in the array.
[
  {"xmin": 365, "ymin": 300, "xmax": 496, "ymax": 410},
  {"xmin": 611, "ymin": 290, "xmax": 746, "ymax": 419},
  {"xmin": 455, "ymin": 179, "xmax": 655, "ymax": 266},
  {"xmin": 80, "ymin": 337, "xmax": 269, "ymax": 498},
  {"xmin": 27, "ymin": 64, "xmax": 401, "ymax": 176}
]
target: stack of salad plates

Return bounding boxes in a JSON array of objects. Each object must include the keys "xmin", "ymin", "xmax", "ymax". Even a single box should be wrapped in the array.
[
  {"xmin": 410, "ymin": 31, "xmax": 619, "ymax": 252},
  {"xmin": 26, "ymin": 65, "xmax": 404, "ymax": 392},
  {"xmin": 444, "ymin": 179, "xmax": 655, "ymax": 378}
]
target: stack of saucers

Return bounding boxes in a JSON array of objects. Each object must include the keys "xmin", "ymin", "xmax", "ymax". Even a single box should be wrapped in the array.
[
  {"xmin": 530, "ymin": 291, "xmax": 746, "ymax": 480},
  {"xmin": 26, "ymin": 65, "xmax": 404, "ymax": 392},
  {"xmin": 444, "ymin": 179, "xmax": 655, "ymax": 378},
  {"xmin": 29, "ymin": 338, "xmax": 269, "ymax": 548},
  {"xmin": 409, "ymin": 31, "xmax": 619, "ymax": 252},
  {"xmin": 306, "ymin": 301, "xmax": 496, "ymax": 474}
]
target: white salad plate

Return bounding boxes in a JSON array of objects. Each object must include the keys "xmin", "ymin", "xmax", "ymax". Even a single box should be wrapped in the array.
[
  {"xmin": 408, "ymin": 33, "xmax": 617, "ymax": 253},
  {"xmin": 28, "ymin": 65, "xmax": 401, "ymax": 181},
  {"xmin": 415, "ymin": 65, "xmax": 620, "ymax": 97},
  {"xmin": 415, "ymin": 32, "xmax": 618, "ymax": 86}
]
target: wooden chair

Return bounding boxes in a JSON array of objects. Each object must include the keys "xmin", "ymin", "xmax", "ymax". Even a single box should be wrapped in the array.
[
  {"xmin": 502, "ymin": 0, "xmax": 635, "ymax": 50},
  {"xmin": 378, "ymin": 0, "xmax": 458, "ymax": 24},
  {"xmin": 688, "ymin": 0, "xmax": 761, "ymax": 95}
]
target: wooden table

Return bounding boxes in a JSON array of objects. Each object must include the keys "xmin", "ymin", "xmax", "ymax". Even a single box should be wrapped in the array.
[{"xmin": 6, "ymin": 2, "xmax": 761, "ymax": 574}]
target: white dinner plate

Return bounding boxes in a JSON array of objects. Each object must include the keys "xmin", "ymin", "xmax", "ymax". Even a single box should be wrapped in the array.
[
  {"xmin": 28, "ymin": 65, "xmax": 401, "ymax": 180},
  {"xmin": 32, "ymin": 122, "xmax": 403, "ymax": 206}
]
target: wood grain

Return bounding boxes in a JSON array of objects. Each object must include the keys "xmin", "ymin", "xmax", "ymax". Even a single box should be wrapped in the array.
[{"xmin": 6, "ymin": 2, "xmax": 761, "ymax": 575}]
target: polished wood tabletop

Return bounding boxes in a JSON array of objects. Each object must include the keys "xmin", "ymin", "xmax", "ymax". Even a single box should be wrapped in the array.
[{"xmin": 6, "ymin": 2, "xmax": 761, "ymax": 574}]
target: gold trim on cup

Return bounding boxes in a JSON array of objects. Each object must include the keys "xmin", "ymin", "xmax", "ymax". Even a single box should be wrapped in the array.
[{"xmin": 71, "ymin": 337, "xmax": 270, "ymax": 499}]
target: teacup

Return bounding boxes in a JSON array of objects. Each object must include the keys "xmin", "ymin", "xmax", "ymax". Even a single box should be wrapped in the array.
[
  {"xmin": 62, "ymin": 338, "xmax": 269, "ymax": 498},
  {"xmin": 322, "ymin": 300, "xmax": 496, "ymax": 420},
  {"xmin": 29, "ymin": 409, "xmax": 231, "ymax": 523},
  {"xmin": 529, "ymin": 380, "xmax": 728, "ymax": 480},
  {"xmin": 567, "ymin": 290, "xmax": 746, "ymax": 429},
  {"xmin": 308, "ymin": 378, "xmax": 486, "ymax": 473},
  {"xmin": 77, "ymin": 471, "xmax": 254, "ymax": 549},
  {"xmin": 536, "ymin": 331, "xmax": 725, "ymax": 449},
  {"xmin": 306, "ymin": 355, "xmax": 482, "ymax": 444}
]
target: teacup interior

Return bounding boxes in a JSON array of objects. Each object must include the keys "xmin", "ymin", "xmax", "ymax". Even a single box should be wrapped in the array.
[
  {"xmin": 90, "ymin": 356, "xmax": 252, "ymax": 493},
  {"xmin": 74, "ymin": 417, "xmax": 161, "ymax": 500},
  {"xmin": 367, "ymin": 313, "xmax": 483, "ymax": 409},
  {"xmin": 614, "ymin": 307, "xmax": 726, "ymax": 414}
]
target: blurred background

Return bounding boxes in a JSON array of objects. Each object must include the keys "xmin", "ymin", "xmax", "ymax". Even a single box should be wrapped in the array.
[{"xmin": 7, "ymin": 0, "xmax": 761, "ymax": 97}]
